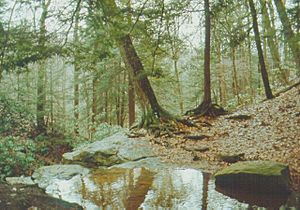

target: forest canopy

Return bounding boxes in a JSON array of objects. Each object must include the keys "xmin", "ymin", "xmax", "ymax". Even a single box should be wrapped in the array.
[{"xmin": 0, "ymin": 0, "xmax": 299, "ymax": 137}]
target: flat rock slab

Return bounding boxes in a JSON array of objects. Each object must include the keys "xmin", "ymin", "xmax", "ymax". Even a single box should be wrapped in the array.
[
  {"xmin": 63, "ymin": 133, "xmax": 156, "ymax": 167},
  {"xmin": 6, "ymin": 176, "xmax": 35, "ymax": 186},
  {"xmin": 215, "ymin": 161, "xmax": 291, "ymax": 193},
  {"xmin": 32, "ymin": 164, "xmax": 89, "ymax": 189}
]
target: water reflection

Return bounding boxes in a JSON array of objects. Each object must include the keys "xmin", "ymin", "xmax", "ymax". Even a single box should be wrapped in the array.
[{"xmin": 44, "ymin": 167, "xmax": 299, "ymax": 209}]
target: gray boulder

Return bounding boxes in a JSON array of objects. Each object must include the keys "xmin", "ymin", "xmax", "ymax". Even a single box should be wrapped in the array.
[
  {"xmin": 32, "ymin": 164, "xmax": 89, "ymax": 189},
  {"xmin": 63, "ymin": 134, "xmax": 156, "ymax": 167},
  {"xmin": 6, "ymin": 176, "xmax": 35, "ymax": 186},
  {"xmin": 215, "ymin": 161, "xmax": 291, "ymax": 193}
]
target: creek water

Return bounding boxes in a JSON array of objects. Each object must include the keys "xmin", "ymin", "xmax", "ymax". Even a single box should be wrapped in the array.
[{"xmin": 45, "ymin": 167, "xmax": 299, "ymax": 210}]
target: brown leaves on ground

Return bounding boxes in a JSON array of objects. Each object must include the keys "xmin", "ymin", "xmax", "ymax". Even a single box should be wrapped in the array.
[{"xmin": 147, "ymin": 86, "xmax": 300, "ymax": 190}]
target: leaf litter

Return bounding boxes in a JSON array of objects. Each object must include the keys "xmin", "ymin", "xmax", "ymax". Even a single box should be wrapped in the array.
[{"xmin": 146, "ymin": 85, "xmax": 300, "ymax": 190}]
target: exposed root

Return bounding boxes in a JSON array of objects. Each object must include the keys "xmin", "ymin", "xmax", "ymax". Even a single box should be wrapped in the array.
[
  {"xmin": 186, "ymin": 102, "xmax": 227, "ymax": 117},
  {"xmin": 136, "ymin": 107, "xmax": 196, "ymax": 137}
]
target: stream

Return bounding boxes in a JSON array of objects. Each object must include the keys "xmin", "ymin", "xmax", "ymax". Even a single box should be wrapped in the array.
[{"xmin": 42, "ymin": 167, "xmax": 299, "ymax": 210}]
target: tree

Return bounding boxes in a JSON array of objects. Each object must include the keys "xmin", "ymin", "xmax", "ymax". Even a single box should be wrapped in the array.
[
  {"xmin": 248, "ymin": 0, "xmax": 273, "ymax": 99},
  {"xmin": 187, "ymin": 0, "xmax": 225, "ymax": 116},
  {"xmin": 73, "ymin": 1, "xmax": 80, "ymax": 135},
  {"xmin": 98, "ymin": 0, "xmax": 181, "ymax": 128},
  {"xmin": 274, "ymin": 0, "xmax": 300, "ymax": 72},
  {"xmin": 260, "ymin": 0, "xmax": 288, "ymax": 84},
  {"xmin": 36, "ymin": 0, "xmax": 51, "ymax": 134},
  {"xmin": 126, "ymin": 0, "xmax": 135, "ymax": 127}
]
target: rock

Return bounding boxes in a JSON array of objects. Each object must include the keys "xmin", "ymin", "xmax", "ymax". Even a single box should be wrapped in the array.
[
  {"xmin": 63, "ymin": 133, "xmax": 156, "ymax": 167},
  {"xmin": 226, "ymin": 114, "xmax": 252, "ymax": 120},
  {"xmin": 110, "ymin": 157, "xmax": 166, "ymax": 170},
  {"xmin": 217, "ymin": 153, "xmax": 245, "ymax": 163},
  {"xmin": 184, "ymin": 135, "xmax": 210, "ymax": 141},
  {"xmin": 215, "ymin": 161, "xmax": 291, "ymax": 193},
  {"xmin": 0, "ymin": 184, "xmax": 82, "ymax": 210},
  {"xmin": 216, "ymin": 185, "xmax": 289, "ymax": 208},
  {"xmin": 6, "ymin": 176, "xmax": 35, "ymax": 186},
  {"xmin": 183, "ymin": 146, "xmax": 209, "ymax": 152},
  {"xmin": 32, "ymin": 164, "xmax": 89, "ymax": 189}
]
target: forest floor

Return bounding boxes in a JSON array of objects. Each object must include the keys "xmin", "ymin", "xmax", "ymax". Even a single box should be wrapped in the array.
[{"xmin": 147, "ymin": 85, "xmax": 300, "ymax": 191}]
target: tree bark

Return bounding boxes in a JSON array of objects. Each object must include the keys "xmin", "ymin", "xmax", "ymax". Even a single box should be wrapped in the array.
[
  {"xmin": 128, "ymin": 72, "xmax": 135, "ymax": 127},
  {"xmin": 231, "ymin": 47, "xmax": 241, "ymax": 104},
  {"xmin": 73, "ymin": 2, "xmax": 80, "ymax": 135},
  {"xmin": 92, "ymin": 73, "xmax": 99, "ymax": 126},
  {"xmin": 36, "ymin": 0, "xmax": 51, "ymax": 134},
  {"xmin": 248, "ymin": 0, "xmax": 273, "ymax": 99},
  {"xmin": 119, "ymin": 35, "xmax": 162, "ymax": 115},
  {"xmin": 260, "ymin": 0, "xmax": 288, "ymax": 84},
  {"xmin": 126, "ymin": 0, "xmax": 135, "ymax": 127},
  {"xmin": 274, "ymin": 0, "xmax": 300, "ymax": 72},
  {"xmin": 203, "ymin": 0, "xmax": 211, "ymax": 105},
  {"xmin": 174, "ymin": 59, "xmax": 184, "ymax": 114},
  {"xmin": 186, "ymin": 0, "xmax": 226, "ymax": 116}
]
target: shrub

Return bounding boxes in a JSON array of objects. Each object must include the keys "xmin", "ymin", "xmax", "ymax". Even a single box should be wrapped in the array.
[
  {"xmin": 0, "ymin": 137, "xmax": 37, "ymax": 180},
  {"xmin": 0, "ymin": 92, "xmax": 34, "ymax": 137}
]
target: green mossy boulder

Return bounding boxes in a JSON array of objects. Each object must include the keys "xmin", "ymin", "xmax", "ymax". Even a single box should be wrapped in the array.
[{"xmin": 215, "ymin": 161, "xmax": 291, "ymax": 193}]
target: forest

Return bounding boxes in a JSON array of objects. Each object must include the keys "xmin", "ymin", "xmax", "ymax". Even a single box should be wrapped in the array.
[{"xmin": 0, "ymin": 0, "xmax": 299, "ymax": 209}]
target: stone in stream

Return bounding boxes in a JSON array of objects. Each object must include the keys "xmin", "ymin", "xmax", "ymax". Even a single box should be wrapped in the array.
[
  {"xmin": 63, "ymin": 133, "xmax": 156, "ymax": 167},
  {"xmin": 214, "ymin": 161, "xmax": 291, "ymax": 193},
  {"xmin": 32, "ymin": 164, "xmax": 89, "ymax": 189}
]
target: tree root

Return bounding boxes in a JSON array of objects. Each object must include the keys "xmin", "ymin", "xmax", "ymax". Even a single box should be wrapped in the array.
[
  {"xmin": 186, "ymin": 102, "xmax": 227, "ymax": 117},
  {"xmin": 136, "ymin": 107, "xmax": 196, "ymax": 136}
]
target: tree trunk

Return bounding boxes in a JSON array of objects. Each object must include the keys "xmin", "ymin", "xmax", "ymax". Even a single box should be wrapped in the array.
[
  {"xmin": 37, "ymin": 62, "xmax": 47, "ymax": 134},
  {"xmin": 215, "ymin": 37, "xmax": 226, "ymax": 106},
  {"xmin": 260, "ymin": 0, "xmax": 288, "ymax": 84},
  {"xmin": 73, "ymin": 2, "xmax": 80, "ymax": 135},
  {"xmin": 36, "ymin": 0, "xmax": 51, "ymax": 134},
  {"xmin": 92, "ymin": 72, "xmax": 99, "ymax": 127},
  {"xmin": 100, "ymin": 0, "xmax": 174, "ymax": 128},
  {"xmin": 62, "ymin": 62, "xmax": 66, "ymax": 133},
  {"xmin": 203, "ymin": 0, "xmax": 211, "ymax": 105},
  {"xmin": 120, "ymin": 70, "xmax": 127, "ymax": 127},
  {"xmin": 174, "ymin": 59, "xmax": 184, "ymax": 114},
  {"xmin": 119, "ymin": 35, "xmax": 163, "ymax": 115},
  {"xmin": 186, "ymin": 0, "xmax": 226, "ymax": 116},
  {"xmin": 116, "ymin": 73, "xmax": 121, "ymax": 125},
  {"xmin": 274, "ymin": 0, "xmax": 300, "ymax": 72},
  {"xmin": 128, "ymin": 72, "xmax": 135, "ymax": 127},
  {"xmin": 248, "ymin": 0, "xmax": 273, "ymax": 99},
  {"xmin": 49, "ymin": 63, "xmax": 54, "ymax": 133},
  {"xmin": 231, "ymin": 47, "xmax": 241, "ymax": 104},
  {"xmin": 126, "ymin": 0, "xmax": 135, "ymax": 127}
]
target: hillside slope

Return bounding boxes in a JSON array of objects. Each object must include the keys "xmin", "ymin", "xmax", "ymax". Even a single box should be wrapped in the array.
[{"xmin": 151, "ymin": 85, "xmax": 300, "ymax": 190}]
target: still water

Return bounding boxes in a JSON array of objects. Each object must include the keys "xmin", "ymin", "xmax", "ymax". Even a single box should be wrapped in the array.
[{"xmin": 45, "ymin": 167, "xmax": 299, "ymax": 210}]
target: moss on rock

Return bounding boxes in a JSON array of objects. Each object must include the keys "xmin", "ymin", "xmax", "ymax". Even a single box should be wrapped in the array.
[{"xmin": 215, "ymin": 161, "xmax": 291, "ymax": 193}]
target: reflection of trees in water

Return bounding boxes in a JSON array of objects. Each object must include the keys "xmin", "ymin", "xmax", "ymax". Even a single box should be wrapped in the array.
[
  {"xmin": 150, "ymin": 170, "xmax": 189, "ymax": 208},
  {"xmin": 124, "ymin": 168, "xmax": 155, "ymax": 209},
  {"xmin": 79, "ymin": 168, "xmax": 155, "ymax": 209},
  {"xmin": 202, "ymin": 173, "xmax": 210, "ymax": 210},
  {"xmin": 79, "ymin": 168, "xmax": 126, "ymax": 209}
]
